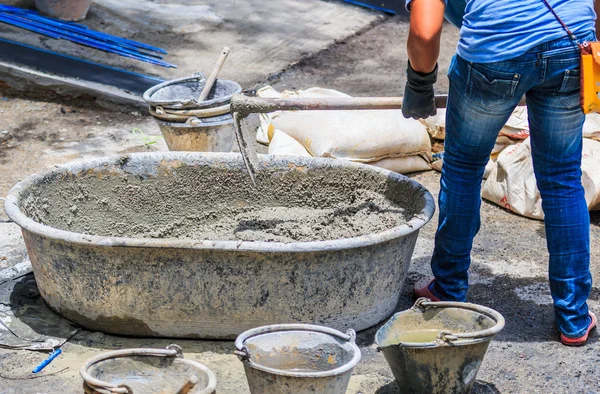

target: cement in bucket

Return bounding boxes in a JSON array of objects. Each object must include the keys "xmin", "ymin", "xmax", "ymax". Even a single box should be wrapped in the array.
[
  {"xmin": 375, "ymin": 298, "xmax": 505, "ymax": 394},
  {"xmin": 143, "ymin": 74, "xmax": 241, "ymax": 110},
  {"xmin": 235, "ymin": 324, "xmax": 361, "ymax": 394}
]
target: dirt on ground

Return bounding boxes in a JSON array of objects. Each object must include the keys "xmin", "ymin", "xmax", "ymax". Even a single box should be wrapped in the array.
[
  {"xmin": 0, "ymin": 0, "xmax": 379, "ymax": 87},
  {"xmin": 1, "ymin": 11, "xmax": 599, "ymax": 394}
]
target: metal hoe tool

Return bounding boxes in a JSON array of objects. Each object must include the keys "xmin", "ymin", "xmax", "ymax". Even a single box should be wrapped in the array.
[{"xmin": 230, "ymin": 94, "xmax": 448, "ymax": 185}]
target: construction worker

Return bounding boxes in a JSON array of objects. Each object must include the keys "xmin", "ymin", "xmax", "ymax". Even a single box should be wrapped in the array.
[{"xmin": 405, "ymin": 0, "xmax": 597, "ymax": 345}]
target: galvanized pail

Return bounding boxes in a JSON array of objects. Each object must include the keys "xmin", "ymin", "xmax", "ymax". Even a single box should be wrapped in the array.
[
  {"xmin": 155, "ymin": 115, "xmax": 235, "ymax": 152},
  {"xmin": 80, "ymin": 345, "xmax": 217, "ymax": 394},
  {"xmin": 375, "ymin": 298, "xmax": 505, "ymax": 394},
  {"xmin": 235, "ymin": 324, "xmax": 361, "ymax": 394}
]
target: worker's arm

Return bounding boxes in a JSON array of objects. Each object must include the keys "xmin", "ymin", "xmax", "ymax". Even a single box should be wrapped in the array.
[
  {"xmin": 595, "ymin": 0, "xmax": 600, "ymax": 39},
  {"xmin": 402, "ymin": 0, "xmax": 446, "ymax": 119}
]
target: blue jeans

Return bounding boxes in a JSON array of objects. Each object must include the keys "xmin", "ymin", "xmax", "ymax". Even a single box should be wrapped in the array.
[{"xmin": 432, "ymin": 31, "xmax": 594, "ymax": 338}]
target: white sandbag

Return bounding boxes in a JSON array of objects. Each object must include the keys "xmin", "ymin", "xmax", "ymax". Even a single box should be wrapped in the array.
[
  {"xmin": 268, "ymin": 129, "xmax": 430, "ymax": 172},
  {"xmin": 484, "ymin": 106, "xmax": 600, "ymax": 141},
  {"xmin": 482, "ymin": 139, "xmax": 543, "ymax": 219},
  {"xmin": 257, "ymin": 114, "xmax": 273, "ymax": 145},
  {"xmin": 256, "ymin": 86, "xmax": 284, "ymax": 145},
  {"xmin": 429, "ymin": 136, "xmax": 514, "ymax": 175},
  {"xmin": 268, "ymin": 129, "xmax": 311, "ymax": 157},
  {"xmin": 256, "ymin": 86, "xmax": 432, "ymax": 166},
  {"xmin": 482, "ymin": 138, "xmax": 600, "ymax": 220},
  {"xmin": 583, "ymin": 113, "xmax": 600, "ymax": 141},
  {"xmin": 582, "ymin": 138, "xmax": 600, "ymax": 210},
  {"xmin": 417, "ymin": 106, "xmax": 530, "ymax": 142},
  {"xmin": 271, "ymin": 111, "xmax": 431, "ymax": 161},
  {"xmin": 500, "ymin": 106, "xmax": 529, "ymax": 140},
  {"xmin": 369, "ymin": 155, "xmax": 432, "ymax": 174},
  {"xmin": 492, "ymin": 136, "xmax": 516, "ymax": 159},
  {"xmin": 420, "ymin": 108, "xmax": 446, "ymax": 140},
  {"xmin": 418, "ymin": 106, "xmax": 524, "ymax": 174}
]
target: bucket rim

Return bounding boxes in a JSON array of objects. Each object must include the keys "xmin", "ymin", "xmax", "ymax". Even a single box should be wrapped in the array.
[
  {"xmin": 374, "ymin": 298, "xmax": 505, "ymax": 349},
  {"xmin": 234, "ymin": 324, "xmax": 362, "ymax": 378},
  {"xmin": 4, "ymin": 152, "xmax": 436, "ymax": 253},
  {"xmin": 154, "ymin": 116, "xmax": 233, "ymax": 128},
  {"xmin": 143, "ymin": 74, "xmax": 242, "ymax": 109},
  {"xmin": 79, "ymin": 346, "xmax": 218, "ymax": 394}
]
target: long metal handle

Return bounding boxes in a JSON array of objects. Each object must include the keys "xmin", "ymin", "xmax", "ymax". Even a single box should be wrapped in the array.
[{"xmin": 231, "ymin": 94, "xmax": 449, "ymax": 116}]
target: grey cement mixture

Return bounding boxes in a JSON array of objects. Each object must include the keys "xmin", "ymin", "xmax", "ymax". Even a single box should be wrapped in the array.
[{"xmin": 20, "ymin": 164, "xmax": 411, "ymax": 243}]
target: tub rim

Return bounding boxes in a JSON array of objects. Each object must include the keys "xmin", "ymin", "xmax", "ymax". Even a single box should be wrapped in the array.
[{"xmin": 4, "ymin": 152, "xmax": 436, "ymax": 253}]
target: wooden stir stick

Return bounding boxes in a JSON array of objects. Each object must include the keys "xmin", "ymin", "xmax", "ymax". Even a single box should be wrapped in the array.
[{"xmin": 197, "ymin": 47, "xmax": 231, "ymax": 102}]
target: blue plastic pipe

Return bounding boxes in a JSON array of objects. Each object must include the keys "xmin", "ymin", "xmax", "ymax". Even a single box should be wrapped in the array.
[
  {"xmin": 32, "ymin": 348, "xmax": 62, "ymax": 374},
  {"xmin": 0, "ymin": 4, "xmax": 171, "ymax": 66}
]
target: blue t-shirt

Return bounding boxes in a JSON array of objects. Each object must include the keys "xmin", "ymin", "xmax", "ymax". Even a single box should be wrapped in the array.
[
  {"xmin": 406, "ymin": 0, "xmax": 596, "ymax": 63},
  {"xmin": 443, "ymin": 0, "xmax": 466, "ymax": 28}
]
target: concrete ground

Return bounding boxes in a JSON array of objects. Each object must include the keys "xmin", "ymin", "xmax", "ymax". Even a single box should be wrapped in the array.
[
  {"xmin": 1, "ymin": 0, "xmax": 380, "ymax": 87},
  {"xmin": 1, "ymin": 7, "xmax": 599, "ymax": 394}
]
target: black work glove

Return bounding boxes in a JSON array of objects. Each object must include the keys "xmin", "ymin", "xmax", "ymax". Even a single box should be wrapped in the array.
[{"xmin": 402, "ymin": 61, "xmax": 438, "ymax": 120}]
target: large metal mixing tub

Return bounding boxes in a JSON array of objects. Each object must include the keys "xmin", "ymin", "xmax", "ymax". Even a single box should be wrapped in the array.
[{"xmin": 5, "ymin": 153, "xmax": 435, "ymax": 339}]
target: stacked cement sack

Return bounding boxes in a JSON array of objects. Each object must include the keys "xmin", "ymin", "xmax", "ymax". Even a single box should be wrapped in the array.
[{"xmin": 256, "ymin": 86, "xmax": 432, "ymax": 174}]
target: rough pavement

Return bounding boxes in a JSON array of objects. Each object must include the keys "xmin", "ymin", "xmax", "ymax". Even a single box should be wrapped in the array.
[{"xmin": 1, "ymin": 11, "xmax": 599, "ymax": 394}]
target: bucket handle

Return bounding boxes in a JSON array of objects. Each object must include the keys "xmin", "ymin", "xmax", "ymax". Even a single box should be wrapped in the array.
[
  {"xmin": 235, "ymin": 324, "xmax": 356, "ymax": 361},
  {"xmin": 79, "ymin": 345, "xmax": 184, "ymax": 394},
  {"xmin": 413, "ymin": 297, "xmax": 506, "ymax": 343}
]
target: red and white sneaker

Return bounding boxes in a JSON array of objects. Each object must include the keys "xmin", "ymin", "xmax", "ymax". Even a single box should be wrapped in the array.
[
  {"xmin": 413, "ymin": 277, "xmax": 441, "ymax": 302},
  {"xmin": 561, "ymin": 312, "xmax": 597, "ymax": 346}
]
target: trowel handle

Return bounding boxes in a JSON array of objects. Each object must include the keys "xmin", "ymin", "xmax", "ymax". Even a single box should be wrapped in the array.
[{"xmin": 230, "ymin": 94, "xmax": 448, "ymax": 116}]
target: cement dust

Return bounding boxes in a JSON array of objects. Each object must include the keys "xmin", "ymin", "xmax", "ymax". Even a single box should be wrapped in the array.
[{"xmin": 22, "ymin": 162, "xmax": 416, "ymax": 243}]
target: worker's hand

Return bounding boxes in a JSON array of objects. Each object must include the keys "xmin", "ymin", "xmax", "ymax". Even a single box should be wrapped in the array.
[{"xmin": 402, "ymin": 61, "xmax": 437, "ymax": 120}]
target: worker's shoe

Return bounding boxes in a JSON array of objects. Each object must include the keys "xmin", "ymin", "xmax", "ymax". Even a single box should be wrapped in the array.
[
  {"xmin": 413, "ymin": 277, "xmax": 441, "ymax": 302},
  {"xmin": 560, "ymin": 312, "xmax": 597, "ymax": 346}
]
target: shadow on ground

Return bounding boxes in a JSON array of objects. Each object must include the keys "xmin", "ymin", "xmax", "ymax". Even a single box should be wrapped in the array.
[
  {"xmin": 3, "ymin": 274, "xmax": 235, "ymax": 355},
  {"xmin": 375, "ymin": 380, "xmax": 501, "ymax": 394},
  {"xmin": 356, "ymin": 258, "xmax": 599, "ymax": 347}
]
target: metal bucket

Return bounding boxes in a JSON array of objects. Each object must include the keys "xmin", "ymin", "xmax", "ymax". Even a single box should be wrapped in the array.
[
  {"xmin": 35, "ymin": 0, "xmax": 93, "ymax": 21},
  {"xmin": 143, "ymin": 75, "xmax": 241, "ymax": 110},
  {"xmin": 235, "ymin": 324, "xmax": 361, "ymax": 394},
  {"xmin": 375, "ymin": 298, "xmax": 505, "ymax": 394},
  {"xmin": 80, "ymin": 345, "xmax": 217, "ymax": 394},
  {"xmin": 155, "ymin": 115, "xmax": 235, "ymax": 152}
]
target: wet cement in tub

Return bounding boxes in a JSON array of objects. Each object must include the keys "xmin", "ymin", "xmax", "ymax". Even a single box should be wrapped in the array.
[{"xmin": 20, "ymin": 159, "xmax": 416, "ymax": 243}]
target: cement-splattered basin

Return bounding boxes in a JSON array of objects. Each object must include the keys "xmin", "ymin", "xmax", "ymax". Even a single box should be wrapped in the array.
[{"xmin": 5, "ymin": 152, "xmax": 435, "ymax": 339}]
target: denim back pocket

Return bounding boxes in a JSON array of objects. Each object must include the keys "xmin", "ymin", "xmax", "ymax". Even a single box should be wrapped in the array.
[
  {"xmin": 466, "ymin": 63, "xmax": 520, "ymax": 110},
  {"xmin": 554, "ymin": 68, "xmax": 581, "ymax": 109}
]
